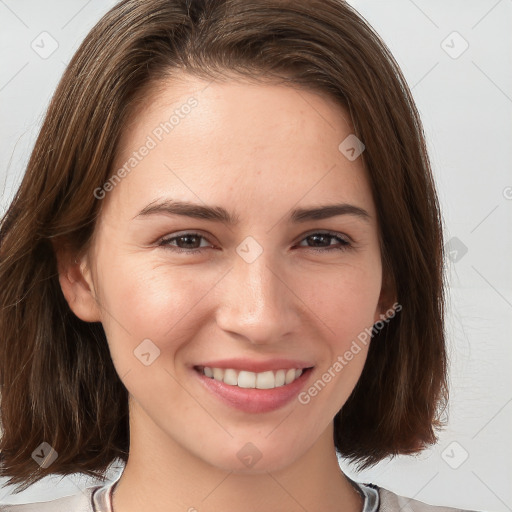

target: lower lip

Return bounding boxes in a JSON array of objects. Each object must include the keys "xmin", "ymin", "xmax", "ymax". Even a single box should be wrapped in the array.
[{"xmin": 194, "ymin": 368, "xmax": 313, "ymax": 413}]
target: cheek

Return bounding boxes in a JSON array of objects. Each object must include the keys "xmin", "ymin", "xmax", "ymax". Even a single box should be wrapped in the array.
[
  {"xmin": 294, "ymin": 262, "xmax": 380, "ymax": 406},
  {"xmin": 295, "ymin": 259, "xmax": 382, "ymax": 342},
  {"xmin": 96, "ymin": 242, "xmax": 381, "ymax": 372},
  {"xmin": 95, "ymin": 250, "xmax": 227, "ymax": 369}
]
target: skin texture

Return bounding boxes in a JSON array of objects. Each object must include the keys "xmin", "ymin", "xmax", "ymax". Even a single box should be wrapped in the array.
[{"xmin": 58, "ymin": 73, "xmax": 393, "ymax": 512}]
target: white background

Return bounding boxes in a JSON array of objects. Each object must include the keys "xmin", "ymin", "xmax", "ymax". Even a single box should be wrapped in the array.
[{"xmin": 0, "ymin": 1, "xmax": 511, "ymax": 510}]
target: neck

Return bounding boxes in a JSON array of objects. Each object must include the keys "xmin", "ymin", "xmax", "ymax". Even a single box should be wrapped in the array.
[{"xmin": 111, "ymin": 401, "xmax": 363, "ymax": 512}]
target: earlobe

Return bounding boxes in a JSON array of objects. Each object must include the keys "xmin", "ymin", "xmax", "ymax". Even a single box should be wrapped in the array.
[
  {"xmin": 55, "ymin": 247, "xmax": 102, "ymax": 323},
  {"xmin": 374, "ymin": 270, "xmax": 397, "ymax": 323},
  {"xmin": 373, "ymin": 298, "xmax": 398, "ymax": 324}
]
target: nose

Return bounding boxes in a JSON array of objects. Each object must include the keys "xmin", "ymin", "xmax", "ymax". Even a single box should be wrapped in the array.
[{"xmin": 214, "ymin": 248, "xmax": 301, "ymax": 346}]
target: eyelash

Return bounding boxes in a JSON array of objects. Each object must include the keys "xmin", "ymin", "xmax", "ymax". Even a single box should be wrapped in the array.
[{"xmin": 157, "ymin": 231, "xmax": 352, "ymax": 254}]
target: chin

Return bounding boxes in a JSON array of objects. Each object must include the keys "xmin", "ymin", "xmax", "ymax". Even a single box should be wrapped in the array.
[{"xmin": 199, "ymin": 436, "xmax": 308, "ymax": 474}]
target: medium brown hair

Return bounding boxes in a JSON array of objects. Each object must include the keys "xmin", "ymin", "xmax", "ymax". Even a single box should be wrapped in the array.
[{"xmin": 0, "ymin": 0, "xmax": 447, "ymax": 492}]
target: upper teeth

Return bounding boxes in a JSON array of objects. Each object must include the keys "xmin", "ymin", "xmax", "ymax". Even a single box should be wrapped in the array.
[{"xmin": 201, "ymin": 367, "xmax": 304, "ymax": 389}]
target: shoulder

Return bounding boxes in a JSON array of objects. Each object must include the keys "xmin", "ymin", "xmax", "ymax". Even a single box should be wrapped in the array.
[
  {"xmin": 0, "ymin": 486, "xmax": 96, "ymax": 512},
  {"xmin": 377, "ymin": 486, "xmax": 479, "ymax": 512}
]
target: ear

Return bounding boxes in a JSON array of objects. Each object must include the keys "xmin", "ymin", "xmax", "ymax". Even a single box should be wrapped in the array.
[
  {"xmin": 54, "ymin": 244, "xmax": 102, "ymax": 323},
  {"xmin": 373, "ymin": 266, "xmax": 397, "ymax": 323}
]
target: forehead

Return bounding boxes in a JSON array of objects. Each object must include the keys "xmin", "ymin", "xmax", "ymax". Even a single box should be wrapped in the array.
[{"xmin": 107, "ymin": 73, "xmax": 375, "ymax": 220}]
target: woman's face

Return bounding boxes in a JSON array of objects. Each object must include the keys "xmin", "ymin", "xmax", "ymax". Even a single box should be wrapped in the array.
[{"xmin": 77, "ymin": 73, "xmax": 389, "ymax": 472}]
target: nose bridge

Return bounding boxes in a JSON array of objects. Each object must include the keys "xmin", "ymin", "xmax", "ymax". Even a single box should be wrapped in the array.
[{"xmin": 215, "ymin": 242, "xmax": 297, "ymax": 343}]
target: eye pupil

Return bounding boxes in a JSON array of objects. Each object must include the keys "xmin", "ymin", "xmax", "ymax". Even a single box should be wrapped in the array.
[
  {"xmin": 179, "ymin": 235, "xmax": 201, "ymax": 248},
  {"xmin": 308, "ymin": 234, "xmax": 330, "ymax": 247}
]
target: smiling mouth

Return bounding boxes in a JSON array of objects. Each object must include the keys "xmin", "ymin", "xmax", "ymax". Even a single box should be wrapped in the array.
[{"xmin": 195, "ymin": 366, "xmax": 313, "ymax": 390}]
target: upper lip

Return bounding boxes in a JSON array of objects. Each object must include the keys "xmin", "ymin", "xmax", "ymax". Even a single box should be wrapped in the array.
[{"xmin": 194, "ymin": 358, "xmax": 314, "ymax": 373}]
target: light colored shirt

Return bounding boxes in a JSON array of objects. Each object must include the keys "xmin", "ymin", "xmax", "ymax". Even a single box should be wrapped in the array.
[{"xmin": 0, "ymin": 472, "xmax": 477, "ymax": 511}]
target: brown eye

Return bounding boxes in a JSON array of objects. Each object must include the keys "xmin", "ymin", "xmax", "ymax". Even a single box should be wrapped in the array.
[
  {"xmin": 158, "ymin": 232, "xmax": 213, "ymax": 253},
  {"xmin": 297, "ymin": 232, "xmax": 352, "ymax": 252}
]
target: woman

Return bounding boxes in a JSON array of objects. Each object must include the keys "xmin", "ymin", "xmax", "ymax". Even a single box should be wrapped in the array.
[{"xmin": 0, "ymin": 0, "xmax": 477, "ymax": 511}]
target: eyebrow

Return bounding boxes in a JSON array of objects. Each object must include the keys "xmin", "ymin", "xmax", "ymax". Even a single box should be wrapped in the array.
[{"xmin": 133, "ymin": 199, "xmax": 371, "ymax": 224}]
